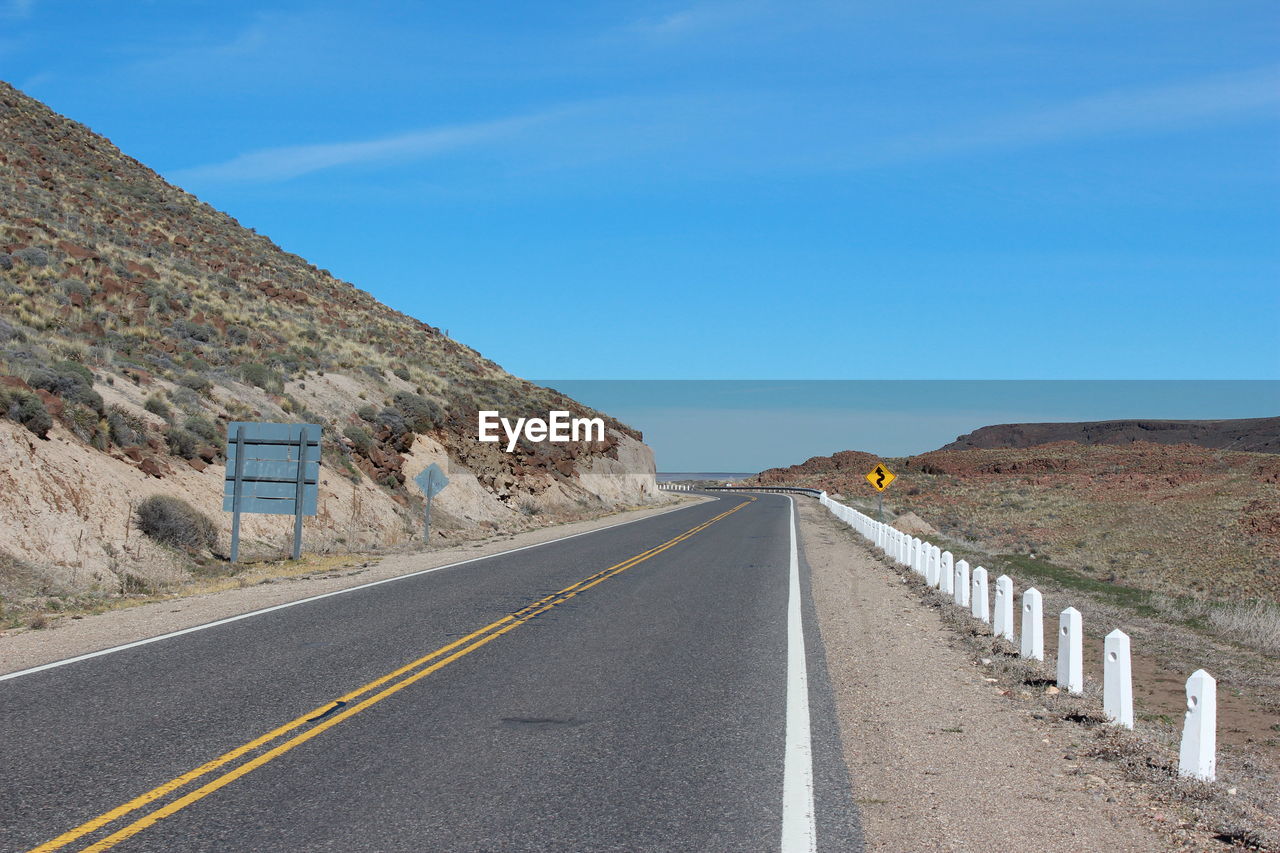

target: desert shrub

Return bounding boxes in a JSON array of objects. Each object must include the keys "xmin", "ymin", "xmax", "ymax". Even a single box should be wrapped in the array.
[
  {"xmin": 26, "ymin": 361, "xmax": 102, "ymax": 413},
  {"xmin": 65, "ymin": 404, "xmax": 100, "ymax": 443},
  {"xmin": 166, "ymin": 426, "xmax": 200, "ymax": 459},
  {"xmin": 356, "ymin": 404, "xmax": 378, "ymax": 422},
  {"xmin": 0, "ymin": 318, "xmax": 15, "ymax": 343},
  {"xmin": 177, "ymin": 373, "xmax": 212, "ymax": 395},
  {"xmin": 226, "ymin": 325, "xmax": 249, "ymax": 345},
  {"xmin": 143, "ymin": 394, "xmax": 172, "ymax": 419},
  {"xmin": 106, "ymin": 407, "xmax": 146, "ymax": 447},
  {"xmin": 169, "ymin": 386, "xmax": 202, "ymax": 414},
  {"xmin": 240, "ymin": 362, "xmax": 280, "ymax": 392},
  {"xmin": 179, "ymin": 353, "xmax": 211, "ymax": 372},
  {"xmin": 343, "ymin": 424, "xmax": 374, "ymax": 454},
  {"xmin": 135, "ymin": 495, "xmax": 217, "ymax": 550},
  {"xmin": 392, "ymin": 366, "xmax": 411, "ymax": 381},
  {"xmin": 375, "ymin": 407, "xmax": 407, "ymax": 437},
  {"xmin": 64, "ymin": 383, "xmax": 104, "ymax": 413},
  {"xmin": 183, "ymin": 414, "xmax": 220, "ymax": 444},
  {"xmin": 2, "ymin": 389, "xmax": 51, "ymax": 438},
  {"xmin": 55, "ymin": 360, "xmax": 94, "ymax": 385},
  {"xmin": 13, "ymin": 247, "xmax": 48, "ymax": 267},
  {"xmin": 59, "ymin": 279, "xmax": 90, "ymax": 298},
  {"xmin": 392, "ymin": 391, "xmax": 443, "ymax": 433},
  {"xmin": 172, "ymin": 318, "xmax": 215, "ymax": 343},
  {"xmin": 0, "ymin": 253, "xmax": 12, "ymax": 270}
]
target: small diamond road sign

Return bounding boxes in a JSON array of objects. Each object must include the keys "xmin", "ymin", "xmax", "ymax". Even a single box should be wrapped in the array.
[
  {"xmin": 415, "ymin": 463, "xmax": 449, "ymax": 497},
  {"xmin": 415, "ymin": 463, "xmax": 449, "ymax": 545},
  {"xmin": 866, "ymin": 463, "xmax": 896, "ymax": 492}
]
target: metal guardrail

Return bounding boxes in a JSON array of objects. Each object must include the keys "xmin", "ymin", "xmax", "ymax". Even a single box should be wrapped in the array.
[{"xmin": 703, "ymin": 485, "xmax": 824, "ymax": 497}]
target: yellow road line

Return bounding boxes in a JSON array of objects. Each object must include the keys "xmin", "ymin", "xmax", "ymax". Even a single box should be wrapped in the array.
[{"xmin": 33, "ymin": 499, "xmax": 751, "ymax": 853}]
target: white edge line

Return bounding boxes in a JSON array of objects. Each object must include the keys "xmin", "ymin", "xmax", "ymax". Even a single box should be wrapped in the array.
[
  {"xmin": 781, "ymin": 495, "xmax": 818, "ymax": 853},
  {"xmin": 0, "ymin": 496, "xmax": 711, "ymax": 684}
]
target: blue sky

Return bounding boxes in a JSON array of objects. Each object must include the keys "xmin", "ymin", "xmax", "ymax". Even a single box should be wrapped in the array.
[{"xmin": 2, "ymin": 0, "xmax": 1277, "ymax": 383}]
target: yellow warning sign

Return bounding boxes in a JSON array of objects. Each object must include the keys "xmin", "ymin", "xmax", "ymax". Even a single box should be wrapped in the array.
[{"xmin": 866, "ymin": 463, "xmax": 896, "ymax": 492}]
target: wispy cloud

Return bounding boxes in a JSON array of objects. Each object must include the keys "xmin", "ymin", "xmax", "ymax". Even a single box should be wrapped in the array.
[
  {"xmin": 168, "ymin": 110, "xmax": 567, "ymax": 185},
  {"xmin": 628, "ymin": 0, "xmax": 769, "ymax": 40},
  {"xmin": 119, "ymin": 10, "xmax": 345, "ymax": 87},
  {"xmin": 166, "ymin": 65, "xmax": 1280, "ymax": 189},
  {"xmin": 1, "ymin": 0, "xmax": 34, "ymax": 19},
  {"xmin": 881, "ymin": 66, "xmax": 1280, "ymax": 162}
]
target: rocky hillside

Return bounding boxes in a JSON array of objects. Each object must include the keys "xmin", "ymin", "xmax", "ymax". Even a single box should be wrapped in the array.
[
  {"xmin": 940, "ymin": 417, "xmax": 1280, "ymax": 454},
  {"xmin": 0, "ymin": 80, "xmax": 662, "ymax": 614},
  {"xmin": 752, "ymin": 441, "xmax": 1280, "ymax": 601}
]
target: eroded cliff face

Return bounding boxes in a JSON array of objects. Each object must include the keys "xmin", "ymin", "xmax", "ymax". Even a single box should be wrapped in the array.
[{"xmin": 0, "ymin": 407, "xmax": 662, "ymax": 598}]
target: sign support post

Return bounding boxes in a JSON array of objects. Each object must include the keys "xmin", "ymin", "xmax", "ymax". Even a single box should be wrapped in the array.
[
  {"xmin": 414, "ymin": 463, "xmax": 449, "ymax": 548},
  {"xmin": 865, "ymin": 462, "xmax": 896, "ymax": 522},
  {"xmin": 230, "ymin": 425, "xmax": 246, "ymax": 564},
  {"xmin": 291, "ymin": 425, "xmax": 307, "ymax": 560},
  {"xmin": 425, "ymin": 484, "xmax": 433, "ymax": 544}
]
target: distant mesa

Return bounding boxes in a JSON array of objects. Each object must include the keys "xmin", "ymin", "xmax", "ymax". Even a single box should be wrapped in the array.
[{"xmin": 940, "ymin": 417, "xmax": 1280, "ymax": 455}]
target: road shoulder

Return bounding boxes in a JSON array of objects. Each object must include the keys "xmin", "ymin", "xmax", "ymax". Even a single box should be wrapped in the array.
[
  {"xmin": 798, "ymin": 499, "xmax": 1165, "ymax": 852},
  {"xmin": 0, "ymin": 495, "xmax": 709, "ymax": 677}
]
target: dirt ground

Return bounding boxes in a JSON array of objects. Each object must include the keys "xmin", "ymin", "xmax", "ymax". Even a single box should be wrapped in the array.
[
  {"xmin": 0, "ymin": 495, "xmax": 706, "ymax": 676},
  {"xmin": 798, "ymin": 498, "xmax": 1213, "ymax": 852}
]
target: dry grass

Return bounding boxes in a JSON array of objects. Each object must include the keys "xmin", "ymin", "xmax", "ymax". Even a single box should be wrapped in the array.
[
  {"xmin": 0, "ymin": 552, "xmax": 382, "ymax": 634},
  {"xmin": 760, "ymin": 443, "xmax": 1280, "ymax": 603},
  {"xmin": 1207, "ymin": 600, "xmax": 1280, "ymax": 657}
]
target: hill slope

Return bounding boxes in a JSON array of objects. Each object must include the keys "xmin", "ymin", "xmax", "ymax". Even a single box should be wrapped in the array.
[
  {"xmin": 940, "ymin": 417, "xmax": 1280, "ymax": 454},
  {"xmin": 752, "ymin": 441, "xmax": 1280, "ymax": 601},
  {"xmin": 0, "ymin": 81, "xmax": 661, "ymax": 613}
]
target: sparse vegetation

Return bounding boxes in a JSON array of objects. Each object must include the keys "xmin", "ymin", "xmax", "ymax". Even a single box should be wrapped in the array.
[
  {"xmin": 392, "ymin": 391, "xmax": 444, "ymax": 433},
  {"xmin": 240, "ymin": 362, "xmax": 281, "ymax": 392},
  {"xmin": 106, "ymin": 406, "xmax": 146, "ymax": 447},
  {"xmin": 183, "ymin": 414, "xmax": 221, "ymax": 446},
  {"xmin": 12, "ymin": 246, "xmax": 48, "ymax": 266},
  {"xmin": 343, "ymin": 424, "xmax": 374, "ymax": 454},
  {"xmin": 1, "ymin": 387, "xmax": 52, "ymax": 438},
  {"xmin": 135, "ymin": 495, "xmax": 217, "ymax": 551},
  {"xmin": 143, "ymin": 394, "xmax": 171, "ymax": 419},
  {"xmin": 166, "ymin": 426, "xmax": 201, "ymax": 460},
  {"xmin": 27, "ymin": 360, "xmax": 102, "ymax": 413}
]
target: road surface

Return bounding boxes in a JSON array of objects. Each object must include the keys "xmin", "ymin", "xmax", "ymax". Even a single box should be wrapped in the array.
[{"xmin": 1, "ymin": 494, "xmax": 861, "ymax": 852}]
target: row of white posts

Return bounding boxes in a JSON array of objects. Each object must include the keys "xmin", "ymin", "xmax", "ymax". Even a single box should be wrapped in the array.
[
  {"xmin": 658, "ymin": 484, "xmax": 694, "ymax": 491},
  {"xmin": 816, "ymin": 491, "xmax": 1217, "ymax": 782}
]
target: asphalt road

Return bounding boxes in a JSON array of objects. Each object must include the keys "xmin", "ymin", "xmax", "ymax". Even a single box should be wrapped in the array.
[{"xmin": 0, "ymin": 493, "xmax": 862, "ymax": 852}]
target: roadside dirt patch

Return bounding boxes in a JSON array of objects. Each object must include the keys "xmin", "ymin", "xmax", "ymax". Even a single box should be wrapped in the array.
[
  {"xmin": 800, "ymin": 500, "xmax": 1174, "ymax": 852},
  {"xmin": 890, "ymin": 511, "xmax": 937, "ymax": 538}
]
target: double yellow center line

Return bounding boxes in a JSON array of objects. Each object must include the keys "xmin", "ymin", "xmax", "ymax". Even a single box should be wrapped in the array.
[{"xmin": 32, "ymin": 498, "xmax": 752, "ymax": 853}]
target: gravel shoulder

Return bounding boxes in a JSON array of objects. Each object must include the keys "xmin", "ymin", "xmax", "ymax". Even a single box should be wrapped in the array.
[
  {"xmin": 799, "ymin": 499, "xmax": 1170, "ymax": 852},
  {"xmin": 0, "ymin": 495, "xmax": 707, "ymax": 676}
]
